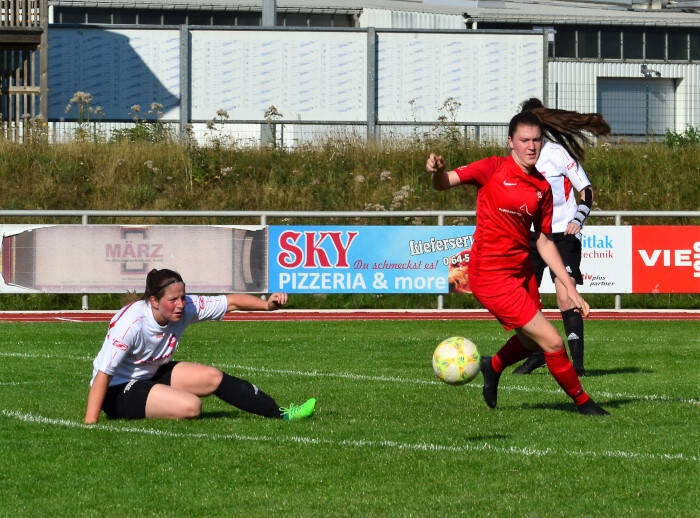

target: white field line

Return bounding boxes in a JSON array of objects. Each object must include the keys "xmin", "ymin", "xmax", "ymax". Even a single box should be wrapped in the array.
[
  {"xmin": 1, "ymin": 351, "xmax": 698, "ymax": 406},
  {"xmin": 1, "ymin": 409, "xmax": 697, "ymax": 463},
  {"xmin": 220, "ymin": 363, "xmax": 700, "ymax": 406}
]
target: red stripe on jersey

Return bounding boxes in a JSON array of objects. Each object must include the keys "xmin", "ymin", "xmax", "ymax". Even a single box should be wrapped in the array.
[
  {"xmin": 564, "ymin": 177, "xmax": 572, "ymax": 202},
  {"xmin": 108, "ymin": 301, "xmax": 138, "ymax": 329}
]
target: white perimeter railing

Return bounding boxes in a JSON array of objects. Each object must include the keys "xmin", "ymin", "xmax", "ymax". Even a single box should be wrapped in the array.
[{"xmin": 1, "ymin": 209, "xmax": 698, "ymax": 310}]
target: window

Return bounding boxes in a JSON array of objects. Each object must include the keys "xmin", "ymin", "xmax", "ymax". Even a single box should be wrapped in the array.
[
  {"xmin": 233, "ymin": 13, "xmax": 261, "ymax": 26},
  {"xmin": 623, "ymin": 31, "xmax": 643, "ymax": 59},
  {"xmin": 554, "ymin": 27, "xmax": 576, "ymax": 58},
  {"xmin": 138, "ymin": 12, "xmax": 162, "ymax": 25},
  {"xmin": 577, "ymin": 29, "xmax": 598, "ymax": 59},
  {"xmin": 213, "ymin": 13, "xmax": 238, "ymax": 26},
  {"xmin": 692, "ymin": 32, "xmax": 700, "ymax": 60},
  {"xmin": 668, "ymin": 31, "xmax": 688, "ymax": 61},
  {"xmin": 163, "ymin": 11, "xmax": 187, "ymax": 25},
  {"xmin": 187, "ymin": 12, "xmax": 213, "ymax": 26},
  {"xmin": 601, "ymin": 28, "xmax": 621, "ymax": 59},
  {"xmin": 57, "ymin": 8, "xmax": 86, "ymax": 24},
  {"xmin": 646, "ymin": 30, "xmax": 666, "ymax": 60},
  {"xmin": 87, "ymin": 9, "xmax": 111, "ymax": 24},
  {"xmin": 113, "ymin": 9, "xmax": 137, "ymax": 25},
  {"xmin": 281, "ymin": 13, "xmax": 310, "ymax": 27}
]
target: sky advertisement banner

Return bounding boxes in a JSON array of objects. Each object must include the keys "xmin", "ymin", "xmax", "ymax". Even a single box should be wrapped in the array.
[{"xmin": 268, "ymin": 226, "xmax": 476, "ymax": 294}]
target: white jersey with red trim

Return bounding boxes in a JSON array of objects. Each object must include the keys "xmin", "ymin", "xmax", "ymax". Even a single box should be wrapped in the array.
[
  {"xmin": 90, "ymin": 294, "xmax": 228, "ymax": 386},
  {"xmin": 535, "ymin": 141, "xmax": 591, "ymax": 233}
]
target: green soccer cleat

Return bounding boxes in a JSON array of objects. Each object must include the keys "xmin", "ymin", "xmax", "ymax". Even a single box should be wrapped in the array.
[{"xmin": 281, "ymin": 397, "xmax": 316, "ymax": 421}]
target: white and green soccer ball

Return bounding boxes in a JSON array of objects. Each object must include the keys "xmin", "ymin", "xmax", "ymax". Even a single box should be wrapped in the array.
[{"xmin": 432, "ymin": 336, "xmax": 481, "ymax": 385}]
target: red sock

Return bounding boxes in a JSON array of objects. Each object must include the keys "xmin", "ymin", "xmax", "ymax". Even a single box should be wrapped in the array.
[
  {"xmin": 544, "ymin": 349, "xmax": 590, "ymax": 406},
  {"xmin": 492, "ymin": 335, "xmax": 532, "ymax": 373}
]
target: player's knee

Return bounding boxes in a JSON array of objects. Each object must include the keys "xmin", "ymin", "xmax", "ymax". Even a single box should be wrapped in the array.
[
  {"xmin": 180, "ymin": 396, "xmax": 202, "ymax": 419},
  {"xmin": 204, "ymin": 366, "xmax": 224, "ymax": 393}
]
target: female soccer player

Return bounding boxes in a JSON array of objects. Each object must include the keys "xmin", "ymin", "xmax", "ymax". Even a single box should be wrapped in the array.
[
  {"xmin": 426, "ymin": 110, "xmax": 608, "ymax": 415},
  {"xmin": 84, "ymin": 268, "xmax": 316, "ymax": 424}
]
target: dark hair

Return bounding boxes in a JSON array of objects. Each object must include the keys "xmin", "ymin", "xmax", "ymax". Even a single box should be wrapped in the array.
[
  {"xmin": 520, "ymin": 97, "xmax": 544, "ymax": 112},
  {"xmin": 518, "ymin": 97, "xmax": 610, "ymax": 163},
  {"xmin": 508, "ymin": 111, "xmax": 543, "ymax": 138},
  {"xmin": 142, "ymin": 268, "xmax": 184, "ymax": 300}
]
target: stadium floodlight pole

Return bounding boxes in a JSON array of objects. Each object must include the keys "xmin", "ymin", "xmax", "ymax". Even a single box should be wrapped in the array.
[{"xmin": 262, "ymin": 0, "xmax": 276, "ymax": 27}]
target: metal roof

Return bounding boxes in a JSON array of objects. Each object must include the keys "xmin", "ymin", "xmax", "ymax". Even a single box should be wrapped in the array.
[{"xmin": 48, "ymin": 1, "xmax": 700, "ymax": 24}]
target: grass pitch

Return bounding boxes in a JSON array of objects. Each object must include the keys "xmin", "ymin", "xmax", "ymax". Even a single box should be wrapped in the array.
[{"xmin": 0, "ymin": 318, "xmax": 698, "ymax": 517}]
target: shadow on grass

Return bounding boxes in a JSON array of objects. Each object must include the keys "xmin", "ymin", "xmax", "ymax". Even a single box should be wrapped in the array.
[
  {"xmin": 520, "ymin": 398, "xmax": 636, "ymax": 414},
  {"xmin": 579, "ymin": 367, "xmax": 652, "ymax": 376},
  {"xmin": 465, "ymin": 433, "xmax": 509, "ymax": 442},
  {"xmin": 509, "ymin": 366, "xmax": 651, "ymax": 377},
  {"xmin": 200, "ymin": 410, "xmax": 241, "ymax": 419}
]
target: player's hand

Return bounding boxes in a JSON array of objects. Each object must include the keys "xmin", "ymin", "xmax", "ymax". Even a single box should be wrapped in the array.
[
  {"xmin": 569, "ymin": 290, "xmax": 590, "ymax": 318},
  {"xmin": 565, "ymin": 221, "xmax": 582, "ymax": 235},
  {"xmin": 426, "ymin": 153, "xmax": 446, "ymax": 174},
  {"xmin": 266, "ymin": 292, "xmax": 288, "ymax": 310}
]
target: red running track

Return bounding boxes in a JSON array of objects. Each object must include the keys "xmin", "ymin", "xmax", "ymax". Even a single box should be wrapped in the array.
[{"xmin": 0, "ymin": 309, "xmax": 697, "ymax": 323}]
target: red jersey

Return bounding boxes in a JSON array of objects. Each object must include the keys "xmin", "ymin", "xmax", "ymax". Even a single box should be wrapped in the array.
[{"xmin": 454, "ymin": 155, "xmax": 553, "ymax": 278}]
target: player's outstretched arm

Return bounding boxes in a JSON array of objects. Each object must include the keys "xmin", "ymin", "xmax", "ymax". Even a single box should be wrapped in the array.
[
  {"xmin": 225, "ymin": 293, "xmax": 288, "ymax": 312},
  {"xmin": 426, "ymin": 153, "xmax": 461, "ymax": 191}
]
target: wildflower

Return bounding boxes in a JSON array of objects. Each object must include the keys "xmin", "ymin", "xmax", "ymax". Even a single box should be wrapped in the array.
[
  {"xmin": 265, "ymin": 105, "xmax": 283, "ymax": 121},
  {"xmin": 216, "ymin": 109, "xmax": 230, "ymax": 119},
  {"xmin": 69, "ymin": 91, "xmax": 93, "ymax": 105},
  {"xmin": 148, "ymin": 102, "xmax": 164, "ymax": 119},
  {"xmin": 380, "ymin": 170, "xmax": 392, "ymax": 181}
]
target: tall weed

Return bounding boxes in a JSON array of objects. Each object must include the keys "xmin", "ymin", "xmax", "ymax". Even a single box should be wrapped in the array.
[{"xmin": 0, "ymin": 134, "xmax": 697, "ymax": 309}]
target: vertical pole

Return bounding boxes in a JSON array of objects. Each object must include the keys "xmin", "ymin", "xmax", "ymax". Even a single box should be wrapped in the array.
[
  {"xmin": 437, "ymin": 214, "xmax": 444, "ymax": 310},
  {"xmin": 179, "ymin": 24, "xmax": 190, "ymax": 139},
  {"xmin": 39, "ymin": 0, "xmax": 48, "ymax": 123},
  {"xmin": 262, "ymin": 0, "xmax": 276, "ymax": 27},
  {"xmin": 366, "ymin": 27, "xmax": 377, "ymax": 141},
  {"xmin": 614, "ymin": 213, "xmax": 622, "ymax": 309},
  {"xmin": 542, "ymin": 28, "xmax": 550, "ymax": 108},
  {"xmin": 82, "ymin": 212, "xmax": 89, "ymax": 310}
]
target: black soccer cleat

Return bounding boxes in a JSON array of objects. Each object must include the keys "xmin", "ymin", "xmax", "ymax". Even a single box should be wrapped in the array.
[
  {"xmin": 512, "ymin": 351, "xmax": 546, "ymax": 375},
  {"xmin": 480, "ymin": 355, "xmax": 501, "ymax": 409},
  {"xmin": 577, "ymin": 399, "xmax": 610, "ymax": 416}
]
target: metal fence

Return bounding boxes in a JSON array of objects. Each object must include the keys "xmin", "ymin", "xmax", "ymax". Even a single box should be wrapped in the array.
[{"xmin": 1, "ymin": 209, "xmax": 698, "ymax": 310}]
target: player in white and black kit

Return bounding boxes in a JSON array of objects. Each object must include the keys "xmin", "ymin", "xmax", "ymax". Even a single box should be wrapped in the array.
[
  {"xmin": 513, "ymin": 98, "xmax": 595, "ymax": 377},
  {"xmin": 84, "ymin": 268, "xmax": 316, "ymax": 424}
]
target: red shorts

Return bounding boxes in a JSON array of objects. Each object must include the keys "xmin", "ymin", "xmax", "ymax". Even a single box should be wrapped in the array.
[{"xmin": 469, "ymin": 271, "xmax": 541, "ymax": 331}]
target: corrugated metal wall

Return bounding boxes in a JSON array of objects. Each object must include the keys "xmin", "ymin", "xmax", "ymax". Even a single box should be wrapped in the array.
[
  {"xmin": 548, "ymin": 61, "xmax": 700, "ymax": 134},
  {"xmin": 359, "ymin": 8, "xmax": 465, "ymax": 30}
]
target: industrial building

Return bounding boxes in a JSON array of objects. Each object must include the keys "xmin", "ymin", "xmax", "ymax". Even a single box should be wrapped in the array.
[{"xmin": 3, "ymin": 1, "xmax": 699, "ymax": 142}]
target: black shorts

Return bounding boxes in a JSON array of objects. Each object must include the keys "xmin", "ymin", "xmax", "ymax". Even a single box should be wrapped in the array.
[
  {"xmin": 530, "ymin": 232, "xmax": 583, "ymax": 286},
  {"xmin": 102, "ymin": 361, "xmax": 179, "ymax": 420}
]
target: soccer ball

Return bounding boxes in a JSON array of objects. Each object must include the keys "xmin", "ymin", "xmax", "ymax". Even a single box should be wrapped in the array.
[{"xmin": 432, "ymin": 336, "xmax": 481, "ymax": 385}]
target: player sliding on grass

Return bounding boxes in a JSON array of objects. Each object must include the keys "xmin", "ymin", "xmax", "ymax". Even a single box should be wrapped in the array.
[
  {"xmin": 426, "ymin": 110, "xmax": 609, "ymax": 415},
  {"xmin": 84, "ymin": 268, "xmax": 316, "ymax": 424}
]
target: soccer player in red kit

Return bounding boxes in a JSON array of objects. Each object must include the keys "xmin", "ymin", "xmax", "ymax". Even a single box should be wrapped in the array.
[{"xmin": 426, "ymin": 110, "xmax": 608, "ymax": 415}]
